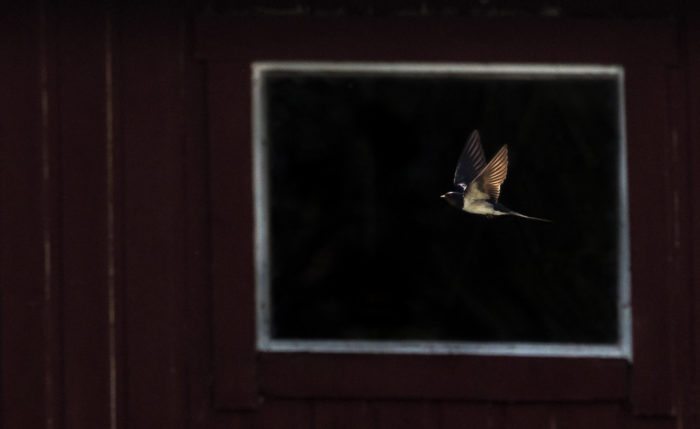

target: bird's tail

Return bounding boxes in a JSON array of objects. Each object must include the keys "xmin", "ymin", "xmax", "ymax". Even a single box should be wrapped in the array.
[{"xmin": 510, "ymin": 211, "xmax": 551, "ymax": 222}]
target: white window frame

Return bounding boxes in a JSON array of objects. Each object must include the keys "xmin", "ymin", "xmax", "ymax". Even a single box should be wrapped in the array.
[{"xmin": 252, "ymin": 61, "xmax": 631, "ymax": 360}]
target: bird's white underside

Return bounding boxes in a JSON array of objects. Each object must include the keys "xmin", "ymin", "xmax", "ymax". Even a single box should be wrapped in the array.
[
  {"xmin": 462, "ymin": 199, "xmax": 506, "ymax": 215},
  {"xmin": 462, "ymin": 183, "xmax": 501, "ymax": 215}
]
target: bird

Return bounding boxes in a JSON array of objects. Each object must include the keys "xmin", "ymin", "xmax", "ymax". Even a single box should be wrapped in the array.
[{"xmin": 441, "ymin": 130, "xmax": 550, "ymax": 222}]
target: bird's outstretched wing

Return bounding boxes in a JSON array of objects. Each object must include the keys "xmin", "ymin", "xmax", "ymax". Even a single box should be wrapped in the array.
[
  {"xmin": 453, "ymin": 130, "xmax": 486, "ymax": 191},
  {"xmin": 466, "ymin": 144, "xmax": 509, "ymax": 202}
]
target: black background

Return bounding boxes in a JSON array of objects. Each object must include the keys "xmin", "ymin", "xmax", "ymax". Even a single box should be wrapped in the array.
[{"xmin": 266, "ymin": 71, "xmax": 620, "ymax": 343}]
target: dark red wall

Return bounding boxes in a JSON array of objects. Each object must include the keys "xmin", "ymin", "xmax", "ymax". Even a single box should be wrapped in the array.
[{"xmin": 0, "ymin": 1, "xmax": 697, "ymax": 428}]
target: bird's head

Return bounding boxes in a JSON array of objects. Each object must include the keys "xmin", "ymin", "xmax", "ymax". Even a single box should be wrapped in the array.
[{"xmin": 440, "ymin": 192, "xmax": 463, "ymax": 209}]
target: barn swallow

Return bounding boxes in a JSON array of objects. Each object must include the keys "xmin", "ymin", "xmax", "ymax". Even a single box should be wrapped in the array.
[{"xmin": 441, "ymin": 130, "xmax": 550, "ymax": 222}]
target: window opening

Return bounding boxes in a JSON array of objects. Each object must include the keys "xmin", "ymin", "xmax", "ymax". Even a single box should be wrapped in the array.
[{"xmin": 253, "ymin": 62, "xmax": 630, "ymax": 359}]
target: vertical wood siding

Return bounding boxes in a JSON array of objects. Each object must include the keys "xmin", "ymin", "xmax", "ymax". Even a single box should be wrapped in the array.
[{"xmin": 0, "ymin": 1, "xmax": 694, "ymax": 428}]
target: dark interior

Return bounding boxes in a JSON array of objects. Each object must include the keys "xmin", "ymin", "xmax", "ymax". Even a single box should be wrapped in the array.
[{"xmin": 265, "ymin": 71, "xmax": 621, "ymax": 343}]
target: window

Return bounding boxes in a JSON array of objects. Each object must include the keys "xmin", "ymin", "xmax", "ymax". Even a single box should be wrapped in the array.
[
  {"xmin": 254, "ymin": 62, "xmax": 630, "ymax": 358},
  {"xmin": 201, "ymin": 16, "xmax": 675, "ymax": 411}
]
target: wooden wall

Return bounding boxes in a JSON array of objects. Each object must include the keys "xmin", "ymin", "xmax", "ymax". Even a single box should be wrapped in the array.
[{"xmin": 0, "ymin": 1, "xmax": 697, "ymax": 428}]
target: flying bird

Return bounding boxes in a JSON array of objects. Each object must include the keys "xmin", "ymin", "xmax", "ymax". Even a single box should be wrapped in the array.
[{"xmin": 441, "ymin": 130, "xmax": 550, "ymax": 222}]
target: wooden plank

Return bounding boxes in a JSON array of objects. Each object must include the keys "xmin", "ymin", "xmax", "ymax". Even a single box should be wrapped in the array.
[
  {"xmin": 554, "ymin": 404, "xmax": 623, "ymax": 429},
  {"xmin": 374, "ymin": 401, "xmax": 440, "ymax": 428},
  {"xmin": 259, "ymin": 353, "xmax": 627, "ymax": 400},
  {"xmin": 56, "ymin": 2, "xmax": 115, "ymax": 427},
  {"xmin": 120, "ymin": 4, "xmax": 187, "ymax": 428},
  {"xmin": 208, "ymin": 61, "xmax": 257, "ymax": 409},
  {"xmin": 621, "ymin": 0, "xmax": 674, "ymax": 18},
  {"xmin": 39, "ymin": 1, "xmax": 64, "ymax": 427},
  {"xmin": 686, "ymin": 15, "xmax": 700, "ymax": 429},
  {"xmin": 310, "ymin": 0, "xmax": 373, "ymax": 15},
  {"xmin": 251, "ymin": 0, "xmax": 308, "ymax": 13},
  {"xmin": 255, "ymin": 400, "xmax": 313, "ymax": 428},
  {"xmin": 620, "ymin": 413, "xmax": 676, "ymax": 429},
  {"xmin": 503, "ymin": 405, "xmax": 555, "ymax": 429},
  {"xmin": 196, "ymin": 16, "xmax": 677, "ymax": 65},
  {"xmin": 625, "ymin": 65, "xmax": 675, "ymax": 415},
  {"xmin": 105, "ymin": 8, "xmax": 126, "ymax": 429},
  {"xmin": 214, "ymin": 0, "xmax": 309, "ymax": 14},
  {"xmin": 665, "ymin": 64, "xmax": 693, "ymax": 427},
  {"xmin": 181, "ymin": 4, "xmax": 215, "ymax": 427},
  {"xmin": 211, "ymin": 413, "xmax": 255, "ymax": 429},
  {"xmin": 0, "ymin": 3, "xmax": 53, "ymax": 429},
  {"xmin": 313, "ymin": 400, "xmax": 375, "ymax": 429},
  {"xmin": 441, "ymin": 403, "xmax": 502, "ymax": 429},
  {"xmin": 505, "ymin": 404, "xmax": 624, "ymax": 429},
  {"xmin": 550, "ymin": 0, "xmax": 625, "ymax": 17}
]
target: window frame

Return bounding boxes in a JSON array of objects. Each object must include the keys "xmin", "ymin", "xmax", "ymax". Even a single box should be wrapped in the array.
[
  {"xmin": 253, "ymin": 61, "xmax": 632, "ymax": 360},
  {"xmin": 197, "ymin": 16, "xmax": 678, "ymax": 414}
]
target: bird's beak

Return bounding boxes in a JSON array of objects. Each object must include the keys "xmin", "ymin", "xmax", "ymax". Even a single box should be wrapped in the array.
[{"xmin": 440, "ymin": 194, "xmax": 446, "ymax": 199}]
